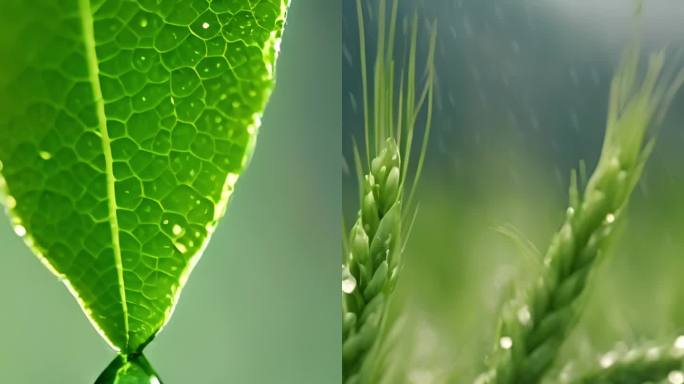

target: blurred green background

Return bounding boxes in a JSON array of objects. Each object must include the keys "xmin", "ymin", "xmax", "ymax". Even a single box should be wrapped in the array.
[
  {"xmin": 343, "ymin": 0, "xmax": 684, "ymax": 382},
  {"xmin": 0, "ymin": 2, "xmax": 340, "ymax": 383}
]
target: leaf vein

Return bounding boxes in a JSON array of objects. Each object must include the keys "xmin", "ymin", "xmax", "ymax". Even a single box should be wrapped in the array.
[{"xmin": 78, "ymin": 0, "xmax": 129, "ymax": 351}]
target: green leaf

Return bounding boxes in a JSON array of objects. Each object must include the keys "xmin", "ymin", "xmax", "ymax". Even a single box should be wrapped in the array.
[
  {"xmin": 0, "ymin": 0, "xmax": 289, "ymax": 356},
  {"xmin": 95, "ymin": 354, "xmax": 161, "ymax": 384}
]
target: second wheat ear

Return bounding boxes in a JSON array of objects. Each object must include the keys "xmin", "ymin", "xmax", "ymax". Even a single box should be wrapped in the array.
[{"xmin": 477, "ymin": 45, "xmax": 684, "ymax": 384}]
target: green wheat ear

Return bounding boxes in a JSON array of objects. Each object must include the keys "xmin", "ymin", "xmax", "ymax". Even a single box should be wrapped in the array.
[
  {"xmin": 342, "ymin": 0, "xmax": 436, "ymax": 383},
  {"xmin": 477, "ymin": 43, "xmax": 684, "ymax": 384},
  {"xmin": 558, "ymin": 337, "xmax": 684, "ymax": 384}
]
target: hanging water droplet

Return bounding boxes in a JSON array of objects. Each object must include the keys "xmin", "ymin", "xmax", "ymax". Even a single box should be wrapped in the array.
[
  {"xmin": 342, "ymin": 266, "xmax": 357, "ymax": 294},
  {"xmin": 14, "ymin": 224, "xmax": 26, "ymax": 237},
  {"xmin": 499, "ymin": 336, "xmax": 513, "ymax": 350}
]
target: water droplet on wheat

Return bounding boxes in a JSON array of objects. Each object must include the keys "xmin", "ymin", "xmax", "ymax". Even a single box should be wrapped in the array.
[
  {"xmin": 342, "ymin": 266, "xmax": 357, "ymax": 294},
  {"xmin": 517, "ymin": 306, "xmax": 531, "ymax": 326},
  {"xmin": 499, "ymin": 336, "xmax": 513, "ymax": 350},
  {"xmin": 669, "ymin": 371, "xmax": 684, "ymax": 384},
  {"xmin": 675, "ymin": 335, "xmax": 684, "ymax": 350},
  {"xmin": 605, "ymin": 213, "xmax": 615, "ymax": 224},
  {"xmin": 600, "ymin": 352, "xmax": 616, "ymax": 368}
]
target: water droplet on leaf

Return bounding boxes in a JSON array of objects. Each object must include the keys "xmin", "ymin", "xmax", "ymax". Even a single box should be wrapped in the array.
[{"xmin": 14, "ymin": 224, "xmax": 26, "ymax": 237}]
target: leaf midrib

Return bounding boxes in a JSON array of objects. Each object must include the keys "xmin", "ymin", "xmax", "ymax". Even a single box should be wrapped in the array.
[{"xmin": 78, "ymin": 0, "xmax": 129, "ymax": 350}]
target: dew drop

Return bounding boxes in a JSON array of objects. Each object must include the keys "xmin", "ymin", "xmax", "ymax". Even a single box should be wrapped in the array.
[
  {"xmin": 202, "ymin": 22, "xmax": 210, "ymax": 29},
  {"xmin": 342, "ymin": 266, "xmax": 357, "ymax": 294},
  {"xmin": 605, "ymin": 213, "xmax": 615, "ymax": 224},
  {"xmin": 517, "ymin": 306, "xmax": 531, "ymax": 326},
  {"xmin": 14, "ymin": 224, "xmax": 26, "ymax": 237},
  {"xmin": 599, "ymin": 352, "xmax": 616, "ymax": 368},
  {"xmin": 139, "ymin": 18, "xmax": 148, "ymax": 28},
  {"xmin": 6, "ymin": 195, "xmax": 16, "ymax": 209},
  {"xmin": 670, "ymin": 371, "xmax": 684, "ymax": 384},
  {"xmin": 499, "ymin": 336, "xmax": 513, "ymax": 350},
  {"xmin": 675, "ymin": 335, "xmax": 684, "ymax": 350},
  {"xmin": 647, "ymin": 347, "xmax": 661, "ymax": 359},
  {"xmin": 172, "ymin": 224, "xmax": 183, "ymax": 236},
  {"xmin": 566, "ymin": 207, "xmax": 575, "ymax": 217},
  {"xmin": 39, "ymin": 151, "xmax": 52, "ymax": 160},
  {"xmin": 175, "ymin": 242, "xmax": 188, "ymax": 254}
]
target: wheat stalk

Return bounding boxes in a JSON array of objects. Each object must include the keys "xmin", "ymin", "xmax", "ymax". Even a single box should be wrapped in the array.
[
  {"xmin": 342, "ymin": 0, "xmax": 436, "ymax": 383},
  {"xmin": 558, "ymin": 337, "xmax": 684, "ymax": 384},
  {"xmin": 477, "ymin": 45, "xmax": 684, "ymax": 384}
]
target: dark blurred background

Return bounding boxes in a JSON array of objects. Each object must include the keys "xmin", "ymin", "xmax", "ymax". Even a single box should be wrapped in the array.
[
  {"xmin": 343, "ymin": 0, "xmax": 684, "ymax": 382},
  {"xmin": 0, "ymin": 1, "xmax": 340, "ymax": 383}
]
